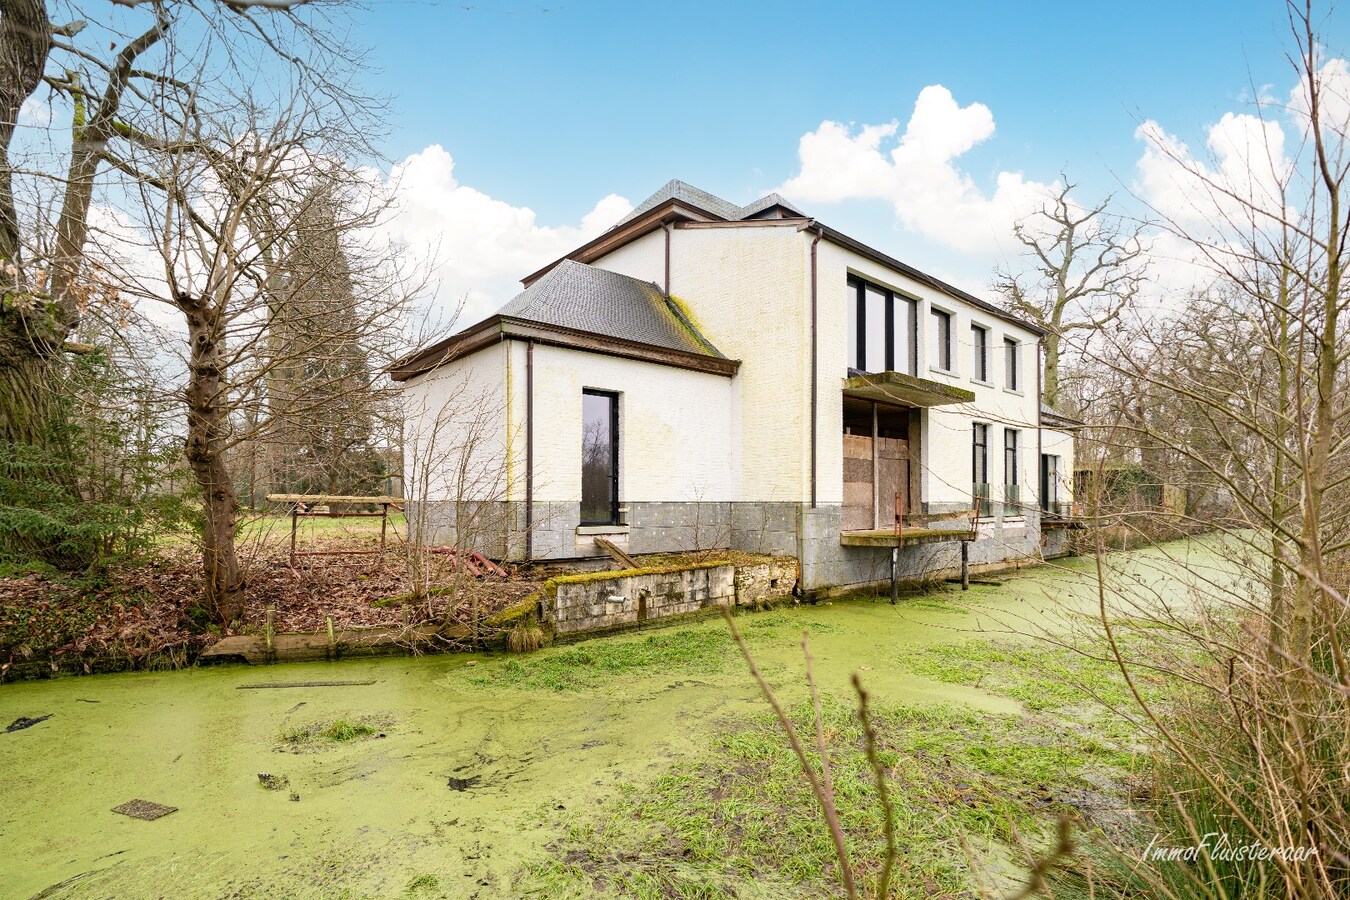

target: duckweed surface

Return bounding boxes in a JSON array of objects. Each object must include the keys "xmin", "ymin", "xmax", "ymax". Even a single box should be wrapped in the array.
[{"xmin": 0, "ymin": 540, "xmax": 1238, "ymax": 898}]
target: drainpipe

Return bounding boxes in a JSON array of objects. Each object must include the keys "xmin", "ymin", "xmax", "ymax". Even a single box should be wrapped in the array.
[
  {"xmin": 1035, "ymin": 336, "xmax": 1043, "ymax": 518},
  {"xmin": 663, "ymin": 222, "xmax": 673, "ymax": 294},
  {"xmin": 809, "ymin": 224, "xmax": 822, "ymax": 508},
  {"xmin": 525, "ymin": 339, "xmax": 535, "ymax": 561}
]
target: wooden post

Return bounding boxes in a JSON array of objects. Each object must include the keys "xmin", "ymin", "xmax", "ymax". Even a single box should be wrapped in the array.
[
  {"xmin": 326, "ymin": 615, "xmax": 337, "ymax": 660},
  {"xmin": 264, "ymin": 604, "xmax": 276, "ymax": 661},
  {"xmin": 871, "ymin": 401, "xmax": 879, "ymax": 530},
  {"xmin": 960, "ymin": 541, "xmax": 970, "ymax": 591},
  {"xmin": 890, "ymin": 547, "xmax": 899, "ymax": 605},
  {"xmin": 380, "ymin": 502, "xmax": 388, "ymax": 554},
  {"xmin": 289, "ymin": 505, "xmax": 298, "ymax": 566}
]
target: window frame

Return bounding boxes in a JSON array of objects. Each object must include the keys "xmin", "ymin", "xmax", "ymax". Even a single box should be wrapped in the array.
[
  {"xmin": 972, "ymin": 422, "xmax": 991, "ymax": 517},
  {"xmin": 971, "ymin": 323, "xmax": 989, "ymax": 382},
  {"xmin": 580, "ymin": 389, "xmax": 621, "ymax": 526},
  {"xmin": 1004, "ymin": 336, "xmax": 1020, "ymax": 391},
  {"xmin": 847, "ymin": 275, "xmax": 918, "ymax": 375},
  {"xmin": 1040, "ymin": 453, "xmax": 1060, "ymax": 512},
  {"xmin": 930, "ymin": 307, "xmax": 953, "ymax": 373},
  {"xmin": 1004, "ymin": 428, "xmax": 1020, "ymax": 509}
]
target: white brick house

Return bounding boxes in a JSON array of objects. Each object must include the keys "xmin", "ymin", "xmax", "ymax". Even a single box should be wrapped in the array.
[{"xmin": 393, "ymin": 181, "xmax": 1077, "ymax": 595}]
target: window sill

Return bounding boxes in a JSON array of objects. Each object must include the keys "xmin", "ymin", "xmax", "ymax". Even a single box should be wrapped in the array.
[
  {"xmin": 928, "ymin": 366, "xmax": 958, "ymax": 379},
  {"xmin": 970, "ymin": 378, "xmax": 993, "ymax": 388},
  {"xmin": 1003, "ymin": 388, "xmax": 1024, "ymax": 397},
  {"xmin": 577, "ymin": 524, "xmax": 630, "ymax": 535}
]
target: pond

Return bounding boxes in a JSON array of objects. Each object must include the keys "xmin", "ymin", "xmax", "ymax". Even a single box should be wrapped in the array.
[{"xmin": 0, "ymin": 540, "xmax": 1238, "ymax": 898}]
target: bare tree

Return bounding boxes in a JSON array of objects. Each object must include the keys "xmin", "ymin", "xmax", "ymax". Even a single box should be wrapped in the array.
[
  {"xmin": 0, "ymin": 0, "xmax": 354, "ymax": 560},
  {"xmin": 1068, "ymin": 4, "xmax": 1350, "ymax": 894},
  {"xmin": 994, "ymin": 181, "xmax": 1148, "ymax": 408}
]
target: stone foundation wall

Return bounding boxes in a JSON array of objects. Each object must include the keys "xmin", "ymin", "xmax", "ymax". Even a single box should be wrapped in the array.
[{"xmin": 546, "ymin": 557, "xmax": 798, "ymax": 635}]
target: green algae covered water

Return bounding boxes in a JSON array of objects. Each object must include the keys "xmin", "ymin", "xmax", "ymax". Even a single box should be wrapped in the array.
[{"xmin": 0, "ymin": 541, "xmax": 1240, "ymax": 898}]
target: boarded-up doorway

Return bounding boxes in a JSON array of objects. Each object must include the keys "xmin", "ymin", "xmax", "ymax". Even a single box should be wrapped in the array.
[{"xmin": 843, "ymin": 398, "xmax": 912, "ymax": 531}]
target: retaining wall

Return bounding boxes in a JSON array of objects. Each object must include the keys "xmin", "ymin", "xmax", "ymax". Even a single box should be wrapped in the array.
[{"xmin": 545, "ymin": 557, "xmax": 798, "ymax": 635}]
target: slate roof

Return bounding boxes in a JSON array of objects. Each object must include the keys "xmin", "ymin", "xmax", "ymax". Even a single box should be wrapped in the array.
[
  {"xmin": 616, "ymin": 179, "xmax": 806, "ymax": 227},
  {"xmin": 497, "ymin": 259, "xmax": 725, "ymax": 358},
  {"xmin": 1041, "ymin": 402, "xmax": 1084, "ymax": 426}
]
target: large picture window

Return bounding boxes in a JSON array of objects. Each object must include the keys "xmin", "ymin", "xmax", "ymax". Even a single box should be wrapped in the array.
[
  {"xmin": 581, "ymin": 390, "xmax": 619, "ymax": 525},
  {"xmin": 847, "ymin": 275, "xmax": 917, "ymax": 375}
]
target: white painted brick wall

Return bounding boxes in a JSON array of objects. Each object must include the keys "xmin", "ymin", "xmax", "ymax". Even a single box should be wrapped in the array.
[
  {"xmin": 590, "ymin": 228, "xmax": 665, "ymax": 284},
  {"xmin": 817, "ymin": 240, "xmax": 1044, "ymax": 510},
  {"xmin": 666, "ymin": 225, "xmax": 811, "ymax": 503},
  {"xmin": 527, "ymin": 344, "xmax": 735, "ymax": 503},
  {"xmin": 400, "ymin": 342, "xmax": 511, "ymax": 502}
]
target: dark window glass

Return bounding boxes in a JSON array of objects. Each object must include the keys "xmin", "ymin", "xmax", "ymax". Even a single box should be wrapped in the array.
[
  {"xmin": 1005, "ymin": 337, "xmax": 1019, "ymax": 390},
  {"xmin": 1041, "ymin": 453, "xmax": 1060, "ymax": 511},
  {"xmin": 971, "ymin": 324, "xmax": 988, "ymax": 381},
  {"xmin": 848, "ymin": 275, "xmax": 917, "ymax": 375},
  {"xmin": 930, "ymin": 309, "xmax": 952, "ymax": 371},
  {"xmin": 581, "ymin": 391, "xmax": 619, "ymax": 524},
  {"xmin": 973, "ymin": 423, "xmax": 990, "ymax": 516},
  {"xmin": 1004, "ymin": 428, "xmax": 1019, "ymax": 485},
  {"xmin": 847, "ymin": 277, "xmax": 861, "ymax": 369},
  {"xmin": 972, "ymin": 423, "xmax": 988, "ymax": 483},
  {"xmin": 897, "ymin": 297, "xmax": 917, "ymax": 375}
]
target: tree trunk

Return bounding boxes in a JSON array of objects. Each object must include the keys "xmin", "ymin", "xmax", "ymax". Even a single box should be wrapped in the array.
[
  {"xmin": 0, "ymin": 0, "xmax": 52, "ymax": 268},
  {"xmin": 182, "ymin": 297, "xmax": 245, "ymax": 624},
  {"xmin": 0, "ymin": 321, "xmax": 63, "ymax": 447},
  {"xmin": 1042, "ymin": 332, "xmax": 1061, "ymax": 408}
]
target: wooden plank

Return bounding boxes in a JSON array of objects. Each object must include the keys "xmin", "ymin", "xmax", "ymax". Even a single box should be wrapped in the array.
[
  {"xmin": 266, "ymin": 494, "xmax": 404, "ymax": 504},
  {"xmin": 594, "ymin": 536, "xmax": 640, "ymax": 570}
]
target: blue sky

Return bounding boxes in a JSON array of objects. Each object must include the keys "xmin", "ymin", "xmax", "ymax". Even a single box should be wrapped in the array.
[{"xmin": 340, "ymin": 0, "xmax": 1342, "ymax": 322}]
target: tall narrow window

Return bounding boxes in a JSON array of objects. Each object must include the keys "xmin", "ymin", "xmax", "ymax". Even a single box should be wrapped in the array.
[
  {"xmin": 972, "ymin": 423, "xmax": 990, "ymax": 516},
  {"xmin": 1041, "ymin": 453, "xmax": 1060, "ymax": 512},
  {"xmin": 896, "ymin": 296, "xmax": 917, "ymax": 375},
  {"xmin": 847, "ymin": 278, "xmax": 860, "ymax": 370},
  {"xmin": 864, "ymin": 284, "xmax": 887, "ymax": 372},
  {"xmin": 1004, "ymin": 428, "xmax": 1020, "ymax": 508},
  {"xmin": 930, "ymin": 308, "xmax": 952, "ymax": 371},
  {"xmin": 581, "ymin": 390, "xmax": 619, "ymax": 525},
  {"xmin": 1005, "ymin": 337, "xmax": 1020, "ymax": 390},
  {"xmin": 971, "ymin": 324, "xmax": 989, "ymax": 382}
]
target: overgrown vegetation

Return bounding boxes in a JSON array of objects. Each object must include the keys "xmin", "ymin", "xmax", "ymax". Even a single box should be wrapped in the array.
[
  {"xmin": 520, "ymin": 631, "xmax": 1150, "ymax": 898},
  {"xmin": 278, "ymin": 715, "xmax": 389, "ymax": 748}
]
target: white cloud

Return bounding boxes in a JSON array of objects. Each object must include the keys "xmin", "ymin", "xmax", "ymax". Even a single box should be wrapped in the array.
[
  {"xmin": 17, "ymin": 96, "xmax": 52, "ymax": 128},
  {"xmin": 376, "ymin": 145, "xmax": 632, "ymax": 329},
  {"xmin": 776, "ymin": 85, "xmax": 1058, "ymax": 255},
  {"xmin": 1134, "ymin": 113, "xmax": 1291, "ymax": 233}
]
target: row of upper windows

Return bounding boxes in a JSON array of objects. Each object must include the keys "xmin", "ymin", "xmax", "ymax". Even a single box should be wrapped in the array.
[{"xmin": 846, "ymin": 275, "xmax": 1023, "ymax": 392}]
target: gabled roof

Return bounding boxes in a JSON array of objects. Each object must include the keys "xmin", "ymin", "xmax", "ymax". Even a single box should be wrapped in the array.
[
  {"xmin": 389, "ymin": 260, "xmax": 735, "ymax": 382},
  {"xmin": 615, "ymin": 179, "xmax": 806, "ymax": 227},
  {"xmin": 498, "ymin": 259, "xmax": 725, "ymax": 358},
  {"xmin": 523, "ymin": 179, "xmax": 1045, "ymax": 337}
]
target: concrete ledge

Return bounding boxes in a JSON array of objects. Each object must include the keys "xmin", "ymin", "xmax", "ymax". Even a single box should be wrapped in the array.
[{"xmin": 840, "ymin": 528, "xmax": 976, "ymax": 547}]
